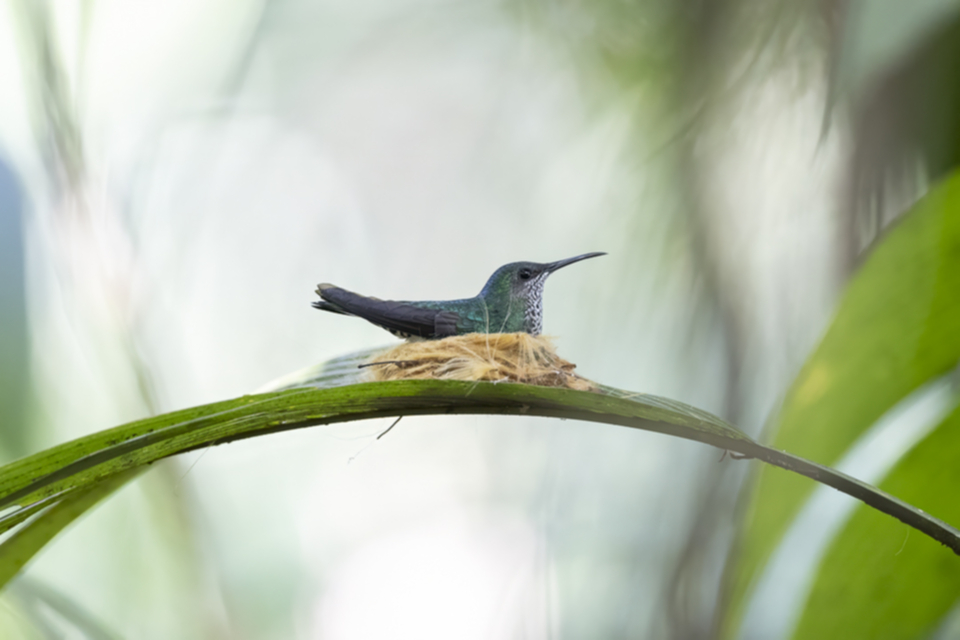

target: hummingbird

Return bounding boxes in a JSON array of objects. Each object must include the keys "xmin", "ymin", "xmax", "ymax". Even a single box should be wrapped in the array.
[{"xmin": 312, "ymin": 252, "xmax": 605, "ymax": 340}]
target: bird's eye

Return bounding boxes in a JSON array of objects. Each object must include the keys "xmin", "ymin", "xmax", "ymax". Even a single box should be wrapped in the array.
[{"xmin": 519, "ymin": 269, "xmax": 532, "ymax": 280}]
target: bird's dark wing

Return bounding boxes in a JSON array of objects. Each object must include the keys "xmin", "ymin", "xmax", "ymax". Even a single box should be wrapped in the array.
[{"xmin": 315, "ymin": 284, "xmax": 460, "ymax": 339}]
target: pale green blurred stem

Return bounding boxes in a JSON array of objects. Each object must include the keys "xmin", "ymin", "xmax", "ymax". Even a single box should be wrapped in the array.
[{"xmin": 8, "ymin": 1, "xmax": 221, "ymax": 635}]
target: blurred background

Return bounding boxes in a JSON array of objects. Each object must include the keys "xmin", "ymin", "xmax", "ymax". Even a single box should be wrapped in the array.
[{"xmin": 0, "ymin": 0, "xmax": 957, "ymax": 638}]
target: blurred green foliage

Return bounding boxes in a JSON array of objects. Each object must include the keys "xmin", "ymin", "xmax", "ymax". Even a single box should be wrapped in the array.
[
  {"xmin": 793, "ymin": 403, "xmax": 960, "ymax": 640},
  {"xmin": 725, "ymin": 170, "xmax": 960, "ymax": 637}
]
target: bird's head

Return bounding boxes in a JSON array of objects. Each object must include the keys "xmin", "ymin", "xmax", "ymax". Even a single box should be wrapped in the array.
[{"xmin": 478, "ymin": 251, "xmax": 606, "ymax": 320}]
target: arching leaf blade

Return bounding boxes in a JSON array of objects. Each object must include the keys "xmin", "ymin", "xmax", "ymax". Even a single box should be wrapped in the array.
[
  {"xmin": 1, "ymin": 380, "xmax": 958, "ymax": 595},
  {"xmin": 792, "ymin": 404, "xmax": 960, "ymax": 639},
  {"xmin": 722, "ymin": 173, "xmax": 960, "ymax": 636}
]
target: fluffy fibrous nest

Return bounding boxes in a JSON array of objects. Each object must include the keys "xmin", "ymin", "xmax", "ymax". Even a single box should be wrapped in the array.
[{"xmin": 363, "ymin": 333, "xmax": 596, "ymax": 391}]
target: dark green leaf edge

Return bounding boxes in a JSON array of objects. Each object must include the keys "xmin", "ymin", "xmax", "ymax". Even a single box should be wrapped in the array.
[{"xmin": 0, "ymin": 380, "xmax": 957, "ymax": 591}]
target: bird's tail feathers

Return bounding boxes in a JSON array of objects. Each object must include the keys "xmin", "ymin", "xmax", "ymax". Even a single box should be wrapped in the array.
[{"xmin": 313, "ymin": 284, "xmax": 353, "ymax": 315}]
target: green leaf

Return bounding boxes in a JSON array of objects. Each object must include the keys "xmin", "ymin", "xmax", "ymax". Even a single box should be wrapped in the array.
[
  {"xmin": 792, "ymin": 404, "xmax": 960, "ymax": 639},
  {"xmin": 0, "ymin": 381, "xmax": 750, "ymax": 521},
  {"xmin": 0, "ymin": 380, "xmax": 751, "ymax": 589},
  {"xmin": 722, "ymin": 173, "xmax": 960, "ymax": 636},
  {"xmin": 0, "ymin": 378, "xmax": 957, "ymax": 593}
]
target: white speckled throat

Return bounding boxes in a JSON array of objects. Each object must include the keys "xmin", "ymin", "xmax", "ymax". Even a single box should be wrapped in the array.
[{"xmin": 523, "ymin": 274, "xmax": 548, "ymax": 334}]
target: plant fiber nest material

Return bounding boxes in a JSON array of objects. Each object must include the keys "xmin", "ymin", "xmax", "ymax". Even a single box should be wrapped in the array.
[{"xmin": 363, "ymin": 333, "xmax": 597, "ymax": 391}]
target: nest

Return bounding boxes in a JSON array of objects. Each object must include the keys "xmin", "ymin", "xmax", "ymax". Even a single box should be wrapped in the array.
[{"xmin": 362, "ymin": 333, "xmax": 596, "ymax": 391}]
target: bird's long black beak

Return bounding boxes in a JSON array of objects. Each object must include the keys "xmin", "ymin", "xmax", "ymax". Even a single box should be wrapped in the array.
[{"xmin": 544, "ymin": 252, "xmax": 606, "ymax": 273}]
